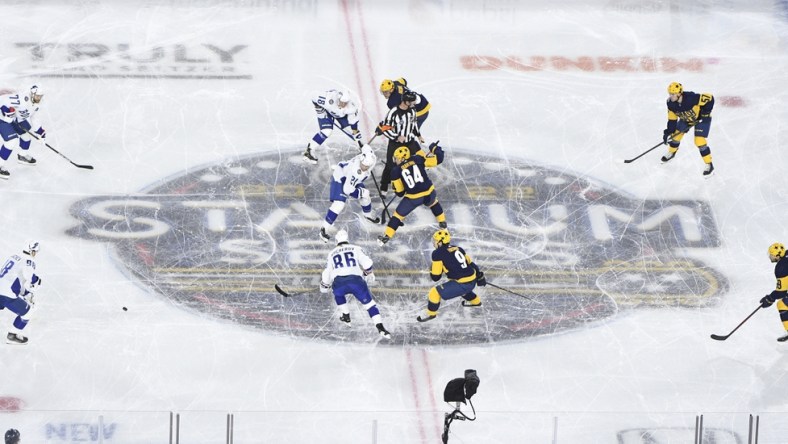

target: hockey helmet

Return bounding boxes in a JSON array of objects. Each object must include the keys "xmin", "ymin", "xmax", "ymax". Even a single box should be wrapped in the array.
[
  {"xmin": 393, "ymin": 146, "xmax": 410, "ymax": 163},
  {"xmin": 433, "ymin": 229, "xmax": 451, "ymax": 248},
  {"xmin": 337, "ymin": 90, "xmax": 351, "ymax": 104},
  {"xmin": 30, "ymin": 83, "xmax": 44, "ymax": 103},
  {"xmin": 402, "ymin": 91, "xmax": 417, "ymax": 103},
  {"xmin": 667, "ymin": 82, "xmax": 683, "ymax": 95},
  {"xmin": 23, "ymin": 240, "xmax": 40, "ymax": 255},
  {"xmin": 5, "ymin": 429, "xmax": 20, "ymax": 444},
  {"xmin": 768, "ymin": 242, "xmax": 786, "ymax": 262},
  {"xmin": 335, "ymin": 229, "xmax": 349, "ymax": 244},
  {"xmin": 360, "ymin": 144, "xmax": 374, "ymax": 157},
  {"xmin": 379, "ymin": 79, "xmax": 394, "ymax": 93},
  {"xmin": 360, "ymin": 151, "xmax": 377, "ymax": 168}
]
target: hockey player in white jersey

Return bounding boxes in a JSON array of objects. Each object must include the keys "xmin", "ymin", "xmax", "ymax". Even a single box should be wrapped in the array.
[
  {"xmin": 319, "ymin": 145, "xmax": 380, "ymax": 242},
  {"xmin": 303, "ymin": 89, "xmax": 364, "ymax": 164},
  {"xmin": 0, "ymin": 241, "xmax": 42, "ymax": 344},
  {"xmin": 320, "ymin": 229, "xmax": 391, "ymax": 339},
  {"xmin": 0, "ymin": 84, "xmax": 46, "ymax": 178}
]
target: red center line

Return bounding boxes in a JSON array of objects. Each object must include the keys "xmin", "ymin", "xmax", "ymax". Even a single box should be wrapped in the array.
[
  {"xmin": 353, "ymin": 0, "xmax": 384, "ymax": 127},
  {"xmin": 340, "ymin": 3, "xmax": 435, "ymax": 441},
  {"xmin": 339, "ymin": 0, "xmax": 373, "ymax": 136},
  {"xmin": 406, "ymin": 348, "xmax": 428, "ymax": 442},
  {"xmin": 419, "ymin": 348, "xmax": 442, "ymax": 439}
]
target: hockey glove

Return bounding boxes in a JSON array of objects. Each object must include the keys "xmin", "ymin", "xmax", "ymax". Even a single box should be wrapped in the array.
[
  {"xmin": 476, "ymin": 271, "xmax": 487, "ymax": 287},
  {"xmin": 364, "ymin": 271, "xmax": 376, "ymax": 284},
  {"xmin": 662, "ymin": 129, "xmax": 672, "ymax": 144},
  {"xmin": 320, "ymin": 281, "xmax": 330, "ymax": 294},
  {"xmin": 34, "ymin": 127, "xmax": 46, "ymax": 139},
  {"xmin": 761, "ymin": 295, "xmax": 775, "ymax": 308},
  {"xmin": 1, "ymin": 106, "xmax": 15, "ymax": 119}
]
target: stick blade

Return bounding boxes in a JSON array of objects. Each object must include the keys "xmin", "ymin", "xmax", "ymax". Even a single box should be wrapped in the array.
[
  {"xmin": 77, "ymin": 164, "xmax": 94, "ymax": 170},
  {"xmin": 274, "ymin": 284, "xmax": 290, "ymax": 297},
  {"xmin": 710, "ymin": 333, "xmax": 728, "ymax": 341}
]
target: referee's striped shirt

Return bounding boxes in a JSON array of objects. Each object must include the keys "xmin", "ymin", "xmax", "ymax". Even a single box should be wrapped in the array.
[{"xmin": 381, "ymin": 106, "xmax": 420, "ymax": 142}]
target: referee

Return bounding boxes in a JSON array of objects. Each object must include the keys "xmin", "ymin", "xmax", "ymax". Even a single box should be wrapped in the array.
[{"xmin": 377, "ymin": 91, "xmax": 424, "ymax": 195}]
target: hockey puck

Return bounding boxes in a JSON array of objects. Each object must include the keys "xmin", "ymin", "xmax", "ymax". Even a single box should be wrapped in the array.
[{"xmin": 122, "ymin": 306, "xmax": 128, "ymax": 311}]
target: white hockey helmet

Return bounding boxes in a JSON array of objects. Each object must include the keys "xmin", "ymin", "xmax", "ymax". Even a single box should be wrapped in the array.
[
  {"xmin": 360, "ymin": 150, "xmax": 377, "ymax": 168},
  {"xmin": 23, "ymin": 240, "xmax": 40, "ymax": 255},
  {"xmin": 337, "ymin": 89, "xmax": 351, "ymax": 104},
  {"xmin": 335, "ymin": 229, "xmax": 349, "ymax": 244},
  {"xmin": 30, "ymin": 83, "xmax": 44, "ymax": 103}
]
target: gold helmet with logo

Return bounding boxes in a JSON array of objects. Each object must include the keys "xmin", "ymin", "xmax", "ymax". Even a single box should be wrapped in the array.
[
  {"xmin": 393, "ymin": 146, "xmax": 410, "ymax": 163},
  {"xmin": 380, "ymin": 79, "xmax": 394, "ymax": 93},
  {"xmin": 433, "ymin": 229, "xmax": 451, "ymax": 248},
  {"xmin": 667, "ymin": 82, "xmax": 683, "ymax": 95},
  {"xmin": 768, "ymin": 242, "xmax": 786, "ymax": 263}
]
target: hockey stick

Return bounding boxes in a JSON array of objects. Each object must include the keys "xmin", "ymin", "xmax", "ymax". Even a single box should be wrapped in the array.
[
  {"xmin": 623, "ymin": 130, "xmax": 684, "ymax": 164},
  {"xmin": 332, "ymin": 120, "xmax": 364, "ymax": 150},
  {"xmin": 486, "ymin": 282, "xmax": 543, "ymax": 304},
  {"xmin": 710, "ymin": 305, "xmax": 762, "ymax": 341},
  {"xmin": 379, "ymin": 195, "xmax": 397, "ymax": 224},
  {"xmin": 25, "ymin": 130, "xmax": 94, "ymax": 169},
  {"xmin": 622, "ymin": 140, "xmax": 666, "ymax": 164},
  {"xmin": 369, "ymin": 172, "xmax": 392, "ymax": 223},
  {"xmin": 274, "ymin": 284, "xmax": 316, "ymax": 298}
]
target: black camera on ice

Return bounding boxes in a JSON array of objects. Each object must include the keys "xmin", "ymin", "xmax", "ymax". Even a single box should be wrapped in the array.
[{"xmin": 441, "ymin": 369, "xmax": 480, "ymax": 443}]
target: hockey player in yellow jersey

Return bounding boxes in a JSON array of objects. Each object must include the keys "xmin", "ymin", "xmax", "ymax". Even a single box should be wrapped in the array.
[
  {"xmin": 759, "ymin": 243, "xmax": 788, "ymax": 342},
  {"xmin": 416, "ymin": 229, "xmax": 486, "ymax": 322},
  {"xmin": 661, "ymin": 82, "xmax": 715, "ymax": 176},
  {"xmin": 377, "ymin": 142, "xmax": 447, "ymax": 246}
]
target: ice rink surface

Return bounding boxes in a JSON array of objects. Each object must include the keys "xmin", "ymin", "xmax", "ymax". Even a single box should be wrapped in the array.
[{"xmin": 1, "ymin": 0, "xmax": 788, "ymax": 442}]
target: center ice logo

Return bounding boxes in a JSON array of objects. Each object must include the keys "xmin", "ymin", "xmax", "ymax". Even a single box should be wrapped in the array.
[{"xmin": 66, "ymin": 148, "xmax": 726, "ymax": 346}]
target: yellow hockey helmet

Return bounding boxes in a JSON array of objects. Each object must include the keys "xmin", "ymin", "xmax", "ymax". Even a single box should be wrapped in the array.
[
  {"xmin": 433, "ymin": 229, "xmax": 451, "ymax": 248},
  {"xmin": 668, "ymin": 82, "xmax": 683, "ymax": 95},
  {"xmin": 393, "ymin": 146, "xmax": 410, "ymax": 163},
  {"xmin": 768, "ymin": 243, "xmax": 786, "ymax": 262},
  {"xmin": 380, "ymin": 79, "xmax": 394, "ymax": 93}
]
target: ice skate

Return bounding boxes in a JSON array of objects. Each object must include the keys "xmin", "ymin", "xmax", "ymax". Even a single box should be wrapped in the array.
[
  {"xmin": 462, "ymin": 300, "xmax": 482, "ymax": 307},
  {"xmin": 416, "ymin": 313, "xmax": 436, "ymax": 322},
  {"xmin": 302, "ymin": 146, "xmax": 318, "ymax": 165},
  {"xmin": 17, "ymin": 153, "xmax": 36, "ymax": 165},
  {"xmin": 703, "ymin": 162, "xmax": 714, "ymax": 177},
  {"xmin": 377, "ymin": 235, "xmax": 390, "ymax": 246},
  {"xmin": 0, "ymin": 166, "xmax": 9, "ymax": 180},
  {"xmin": 660, "ymin": 151, "xmax": 676, "ymax": 163},
  {"xmin": 6, "ymin": 332, "xmax": 28, "ymax": 345},
  {"xmin": 778, "ymin": 332, "xmax": 788, "ymax": 342},
  {"xmin": 339, "ymin": 313, "xmax": 351, "ymax": 326},
  {"xmin": 439, "ymin": 221, "xmax": 447, "ymax": 229},
  {"xmin": 319, "ymin": 227, "xmax": 330, "ymax": 243},
  {"xmin": 376, "ymin": 323, "xmax": 391, "ymax": 339}
]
